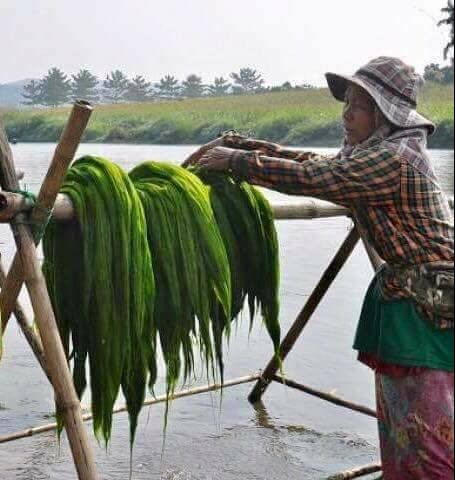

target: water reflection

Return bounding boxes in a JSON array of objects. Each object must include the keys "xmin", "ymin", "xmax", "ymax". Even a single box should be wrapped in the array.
[{"xmin": 253, "ymin": 402, "xmax": 278, "ymax": 431}]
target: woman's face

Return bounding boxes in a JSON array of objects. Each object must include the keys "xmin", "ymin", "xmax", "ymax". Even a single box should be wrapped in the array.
[{"xmin": 343, "ymin": 85, "xmax": 377, "ymax": 146}]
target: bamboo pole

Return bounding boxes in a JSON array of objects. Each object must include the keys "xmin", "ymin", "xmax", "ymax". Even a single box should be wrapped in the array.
[
  {"xmin": 1, "ymin": 101, "xmax": 93, "ymax": 333},
  {"xmin": 248, "ymin": 227, "xmax": 361, "ymax": 404},
  {"xmin": 360, "ymin": 237, "xmax": 384, "ymax": 272},
  {"xmin": 273, "ymin": 201, "xmax": 349, "ymax": 220},
  {"xmin": 327, "ymin": 464, "xmax": 382, "ymax": 479},
  {"xmin": 271, "ymin": 375, "xmax": 377, "ymax": 418},
  {"xmin": 0, "ymin": 374, "xmax": 261, "ymax": 445},
  {"xmin": 352, "ymin": 213, "xmax": 385, "ymax": 273},
  {"xmin": 0, "ymin": 254, "xmax": 48, "ymax": 378},
  {"xmin": 0, "ymin": 192, "xmax": 355, "ymax": 223},
  {"xmin": 0, "ymin": 114, "xmax": 99, "ymax": 480},
  {"xmin": 0, "ymin": 192, "xmax": 452, "ymax": 224}
]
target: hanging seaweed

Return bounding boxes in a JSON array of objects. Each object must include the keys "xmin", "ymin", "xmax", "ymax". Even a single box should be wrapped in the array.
[
  {"xmin": 197, "ymin": 172, "xmax": 281, "ymax": 379},
  {"xmin": 43, "ymin": 156, "xmax": 155, "ymax": 447},
  {"xmin": 42, "ymin": 156, "xmax": 281, "ymax": 449},
  {"xmin": 129, "ymin": 162, "xmax": 232, "ymax": 396}
]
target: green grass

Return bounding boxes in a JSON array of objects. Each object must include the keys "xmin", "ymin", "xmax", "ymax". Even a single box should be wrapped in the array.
[{"xmin": 2, "ymin": 83, "xmax": 454, "ymax": 148}]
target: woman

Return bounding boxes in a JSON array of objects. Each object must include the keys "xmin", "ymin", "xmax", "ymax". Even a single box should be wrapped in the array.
[{"xmin": 188, "ymin": 57, "xmax": 455, "ymax": 479}]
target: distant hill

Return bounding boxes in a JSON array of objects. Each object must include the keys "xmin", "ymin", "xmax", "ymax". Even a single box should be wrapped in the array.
[{"xmin": 0, "ymin": 80, "xmax": 31, "ymax": 107}]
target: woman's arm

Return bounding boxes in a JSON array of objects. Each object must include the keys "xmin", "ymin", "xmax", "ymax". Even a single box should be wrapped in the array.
[
  {"xmin": 182, "ymin": 132, "xmax": 327, "ymax": 168},
  {"xmin": 198, "ymin": 146, "xmax": 402, "ymax": 206},
  {"xmin": 222, "ymin": 132, "xmax": 327, "ymax": 163}
]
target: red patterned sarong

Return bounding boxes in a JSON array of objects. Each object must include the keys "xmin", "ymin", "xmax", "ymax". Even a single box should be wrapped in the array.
[{"xmin": 376, "ymin": 370, "xmax": 454, "ymax": 479}]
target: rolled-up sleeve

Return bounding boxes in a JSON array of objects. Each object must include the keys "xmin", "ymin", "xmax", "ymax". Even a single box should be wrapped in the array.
[{"xmin": 232, "ymin": 147, "xmax": 402, "ymax": 205}]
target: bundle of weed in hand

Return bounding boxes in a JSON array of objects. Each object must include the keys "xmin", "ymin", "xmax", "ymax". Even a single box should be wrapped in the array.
[{"xmin": 42, "ymin": 156, "xmax": 281, "ymax": 447}]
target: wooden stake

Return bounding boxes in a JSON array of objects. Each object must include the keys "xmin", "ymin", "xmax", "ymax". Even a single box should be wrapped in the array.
[
  {"xmin": 248, "ymin": 227, "xmax": 360, "ymax": 404},
  {"xmin": 1, "ymin": 101, "xmax": 92, "ymax": 333},
  {"xmin": 0, "ymin": 113, "xmax": 99, "ymax": 479}
]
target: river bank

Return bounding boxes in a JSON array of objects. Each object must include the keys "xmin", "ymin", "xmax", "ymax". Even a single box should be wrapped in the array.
[{"xmin": 2, "ymin": 83, "xmax": 454, "ymax": 149}]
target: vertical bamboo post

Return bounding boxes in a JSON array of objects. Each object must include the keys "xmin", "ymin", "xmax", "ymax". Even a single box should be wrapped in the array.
[
  {"xmin": 0, "ymin": 113, "xmax": 99, "ymax": 479},
  {"xmin": 1, "ymin": 101, "xmax": 92, "ymax": 332},
  {"xmin": 248, "ymin": 227, "xmax": 360, "ymax": 404}
]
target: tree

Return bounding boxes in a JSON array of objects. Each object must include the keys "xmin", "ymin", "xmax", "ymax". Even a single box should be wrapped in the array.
[
  {"xmin": 230, "ymin": 68, "xmax": 265, "ymax": 94},
  {"xmin": 39, "ymin": 68, "xmax": 72, "ymax": 107},
  {"xmin": 71, "ymin": 69, "xmax": 99, "ymax": 103},
  {"xmin": 439, "ymin": 1, "xmax": 454, "ymax": 62},
  {"xmin": 103, "ymin": 70, "xmax": 129, "ymax": 103},
  {"xmin": 443, "ymin": 64, "xmax": 455, "ymax": 82},
  {"xmin": 207, "ymin": 77, "xmax": 232, "ymax": 97},
  {"xmin": 21, "ymin": 80, "xmax": 43, "ymax": 106},
  {"xmin": 124, "ymin": 75, "xmax": 152, "ymax": 102},
  {"xmin": 299, "ymin": 83, "xmax": 317, "ymax": 90},
  {"xmin": 424, "ymin": 63, "xmax": 445, "ymax": 82},
  {"xmin": 181, "ymin": 74, "xmax": 205, "ymax": 98},
  {"xmin": 154, "ymin": 75, "xmax": 181, "ymax": 98},
  {"xmin": 270, "ymin": 81, "xmax": 295, "ymax": 93},
  {"xmin": 424, "ymin": 63, "xmax": 454, "ymax": 83}
]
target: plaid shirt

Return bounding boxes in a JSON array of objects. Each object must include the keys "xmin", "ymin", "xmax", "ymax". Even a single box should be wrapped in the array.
[{"xmin": 225, "ymin": 131, "xmax": 454, "ymax": 309}]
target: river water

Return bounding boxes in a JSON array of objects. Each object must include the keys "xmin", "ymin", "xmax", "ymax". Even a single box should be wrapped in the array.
[{"xmin": 0, "ymin": 144, "xmax": 453, "ymax": 480}]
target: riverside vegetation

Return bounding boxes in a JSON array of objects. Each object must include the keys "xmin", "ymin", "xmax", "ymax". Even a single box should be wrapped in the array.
[{"xmin": 2, "ymin": 83, "xmax": 454, "ymax": 148}]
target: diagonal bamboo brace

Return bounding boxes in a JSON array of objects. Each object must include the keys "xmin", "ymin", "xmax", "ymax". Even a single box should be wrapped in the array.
[
  {"xmin": 1, "ymin": 101, "xmax": 93, "ymax": 333},
  {"xmin": 0, "ymin": 111, "xmax": 99, "ymax": 480},
  {"xmin": 0, "ymin": 254, "xmax": 48, "ymax": 377},
  {"xmin": 248, "ymin": 227, "xmax": 360, "ymax": 404}
]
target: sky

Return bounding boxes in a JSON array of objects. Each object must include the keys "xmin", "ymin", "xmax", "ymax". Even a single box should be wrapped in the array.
[{"xmin": 0, "ymin": 0, "xmax": 451, "ymax": 86}]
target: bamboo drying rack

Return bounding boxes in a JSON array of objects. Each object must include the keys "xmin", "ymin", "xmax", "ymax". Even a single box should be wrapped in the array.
[{"xmin": 1, "ymin": 104, "xmax": 453, "ymax": 479}]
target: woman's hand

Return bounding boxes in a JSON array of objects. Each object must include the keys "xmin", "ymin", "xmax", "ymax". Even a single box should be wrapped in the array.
[
  {"xmin": 182, "ymin": 131, "xmax": 249, "ymax": 168},
  {"xmin": 196, "ymin": 147, "xmax": 237, "ymax": 172},
  {"xmin": 181, "ymin": 138, "xmax": 225, "ymax": 168}
]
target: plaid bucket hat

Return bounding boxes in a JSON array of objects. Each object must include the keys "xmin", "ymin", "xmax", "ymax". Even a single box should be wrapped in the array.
[{"xmin": 326, "ymin": 57, "xmax": 436, "ymax": 134}]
